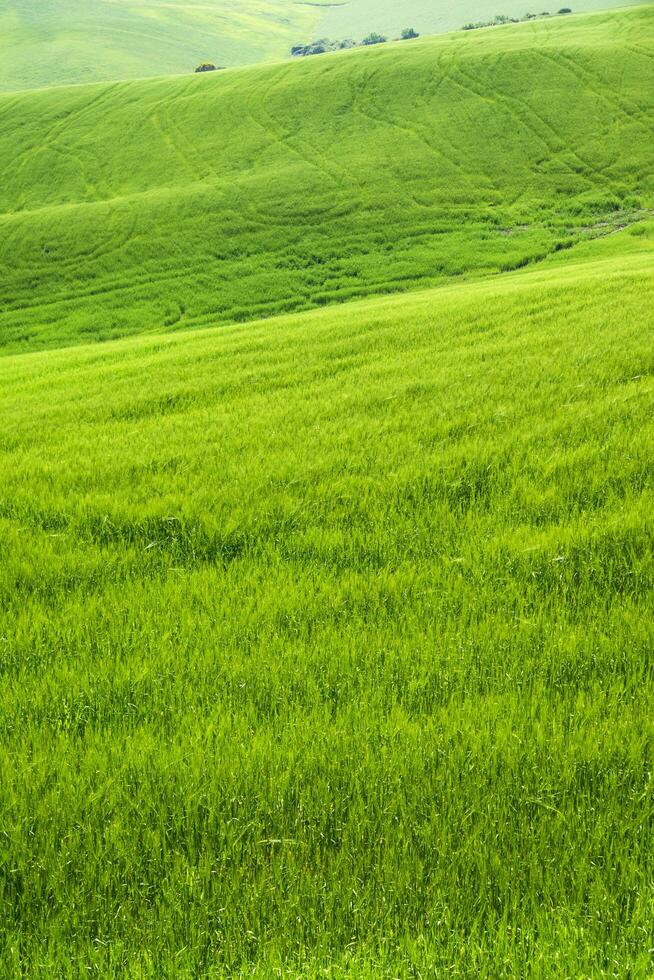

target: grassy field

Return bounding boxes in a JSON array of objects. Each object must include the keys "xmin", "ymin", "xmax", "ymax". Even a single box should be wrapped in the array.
[
  {"xmin": 1, "ymin": 5, "xmax": 653, "ymax": 355},
  {"xmin": 0, "ymin": 0, "xmax": 326, "ymax": 92},
  {"xmin": 1, "ymin": 241, "xmax": 653, "ymax": 975},
  {"xmin": 2, "ymin": 0, "xmax": 649, "ymax": 93},
  {"xmin": 2, "ymin": 3, "xmax": 654, "ymax": 975},
  {"xmin": 319, "ymin": 0, "xmax": 650, "ymax": 42}
]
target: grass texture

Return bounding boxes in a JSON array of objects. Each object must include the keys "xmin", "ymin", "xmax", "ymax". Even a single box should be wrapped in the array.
[
  {"xmin": 1, "ymin": 6, "xmax": 654, "ymax": 355},
  {"xmin": 1, "ymin": 245, "xmax": 653, "ymax": 975},
  {"xmin": 1, "ymin": 4, "xmax": 654, "ymax": 975}
]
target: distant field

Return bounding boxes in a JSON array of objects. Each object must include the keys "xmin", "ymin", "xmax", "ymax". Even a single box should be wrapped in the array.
[
  {"xmin": 0, "ymin": 0, "xmax": 325, "ymax": 91},
  {"xmin": 1, "ymin": 243, "xmax": 653, "ymax": 974},
  {"xmin": 1, "ymin": 0, "xmax": 650, "ymax": 92},
  {"xmin": 318, "ymin": 0, "xmax": 650, "ymax": 42},
  {"xmin": 1, "ymin": 6, "xmax": 653, "ymax": 354}
]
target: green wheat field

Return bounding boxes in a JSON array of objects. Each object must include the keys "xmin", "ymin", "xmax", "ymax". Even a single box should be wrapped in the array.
[{"xmin": 1, "ymin": 4, "xmax": 653, "ymax": 976}]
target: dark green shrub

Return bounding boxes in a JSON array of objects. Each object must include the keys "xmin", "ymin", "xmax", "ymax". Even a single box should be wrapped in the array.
[{"xmin": 291, "ymin": 39, "xmax": 332, "ymax": 56}]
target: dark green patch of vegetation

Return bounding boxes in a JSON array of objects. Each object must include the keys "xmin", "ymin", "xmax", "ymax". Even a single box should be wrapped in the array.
[
  {"xmin": 291, "ymin": 33, "xmax": 386, "ymax": 57},
  {"xmin": 291, "ymin": 27, "xmax": 420, "ymax": 58},
  {"xmin": 194, "ymin": 62, "xmax": 223, "ymax": 73},
  {"xmin": 291, "ymin": 37, "xmax": 357, "ymax": 56},
  {"xmin": 361, "ymin": 31, "xmax": 387, "ymax": 45},
  {"xmin": 463, "ymin": 8, "xmax": 570, "ymax": 29}
]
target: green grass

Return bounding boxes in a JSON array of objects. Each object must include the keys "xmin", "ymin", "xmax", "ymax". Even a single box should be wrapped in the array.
[
  {"xmin": 1, "ymin": 244, "xmax": 653, "ymax": 976},
  {"xmin": 2, "ymin": 0, "xmax": 650, "ymax": 93},
  {"xmin": 1, "ymin": 5, "xmax": 654, "ymax": 355},
  {"xmin": 319, "ymin": 0, "xmax": 649, "ymax": 42},
  {"xmin": 0, "ymin": 0, "xmax": 329, "ymax": 92},
  {"xmin": 2, "ymin": 4, "xmax": 654, "ymax": 975}
]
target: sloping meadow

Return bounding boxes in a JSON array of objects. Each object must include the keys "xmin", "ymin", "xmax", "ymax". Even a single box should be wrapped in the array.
[
  {"xmin": 0, "ymin": 0, "xmax": 323, "ymax": 91},
  {"xmin": 1, "ymin": 248, "xmax": 653, "ymax": 973},
  {"xmin": 0, "ymin": 5, "xmax": 653, "ymax": 354}
]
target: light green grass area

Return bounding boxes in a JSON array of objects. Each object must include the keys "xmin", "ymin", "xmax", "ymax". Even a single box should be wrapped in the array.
[
  {"xmin": 1, "ymin": 0, "xmax": 650, "ymax": 93},
  {"xmin": 1, "ymin": 245, "xmax": 653, "ymax": 975},
  {"xmin": 0, "ymin": 0, "xmax": 326, "ymax": 92},
  {"xmin": 318, "ymin": 0, "xmax": 650, "ymax": 42},
  {"xmin": 1, "ymin": 5, "xmax": 653, "ymax": 355},
  {"xmin": 2, "ymin": 4, "xmax": 654, "ymax": 975}
]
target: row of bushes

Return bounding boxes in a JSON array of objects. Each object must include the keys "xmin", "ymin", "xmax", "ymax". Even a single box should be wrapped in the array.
[
  {"xmin": 291, "ymin": 28, "xmax": 419, "ymax": 58},
  {"xmin": 462, "ymin": 8, "xmax": 571, "ymax": 29}
]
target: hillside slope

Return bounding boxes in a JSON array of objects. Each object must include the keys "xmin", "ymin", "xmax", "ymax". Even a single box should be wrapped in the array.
[
  {"xmin": 319, "ymin": 0, "xmax": 649, "ymax": 44},
  {"xmin": 1, "ymin": 5, "xmax": 653, "ymax": 354},
  {"xmin": 2, "ymin": 0, "xmax": 648, "ymax": 92},
  {"xmin": 0, "ymin": 0, "xmax": 324, "ymax": 92},
  {"xmin": 1, "ymin": 245, "xmax": 653, "ymax": 974}
]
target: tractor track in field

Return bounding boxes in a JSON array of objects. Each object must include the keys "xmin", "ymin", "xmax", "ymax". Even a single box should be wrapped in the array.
[
  {"xmin": 247, "ymin": 66, "xmax": 349, "ymax": 190},
  {"xmin": 451, "ymin": 57, "xmax": 613, "ymax": 191},
  {"xmin": 537, "ymin": 47, "xmax": 654, "ymax": 139},
  {"xmin": 10, "ymin": 84, "xmax": 121, "ymax": 200},
  {"xmin": 346, "ymin": 62, "xmax": 474, "ymax": 192}
]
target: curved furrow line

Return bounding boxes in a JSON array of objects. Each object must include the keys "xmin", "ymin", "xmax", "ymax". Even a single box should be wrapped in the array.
[
  {"xmin": 538, "ymin": 48, "xmax": 654, "ymax": 137},
  {"xmin": 8, "ymin": 84, "xmax": 123, "ymax": 208},
  {"xmin": 453, "ymin": 59, "xmax": 613, "ymax": 190},
  {"xmin": 249, "ymin": 71, "xmax": 344, "ymax": 189},
  {"xmin": 347, "ymin": 66, "xmax": 472, "ymax": 189}
]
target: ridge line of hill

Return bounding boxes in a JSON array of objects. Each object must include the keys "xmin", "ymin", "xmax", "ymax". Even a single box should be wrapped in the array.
[
  {"xmin": 1, "ymin": 4, "xmax": 652, "ymax": 354},
  {"xmin": 0, "ymin": 4, "xmax": 647, "ymax": 100}
]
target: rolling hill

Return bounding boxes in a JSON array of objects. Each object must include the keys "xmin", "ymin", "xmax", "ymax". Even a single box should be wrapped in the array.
[
  {"xmin": 1, "ymin": 0, "xmax": 650, "ymax": 92},
  {"xmin": 1, "ymin": 4, "xmax": 654, "ymax": 975},
  {"xmin": 0, "ymin": 0, "xmax": 325, "ymax": 92},
  {"xmin": 320, "ymin": 0, "xmax": 649, "ymax": 43},
  {"xmin": 1, "ymin": 5, "xmax": 653, "ymax": 354}
]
